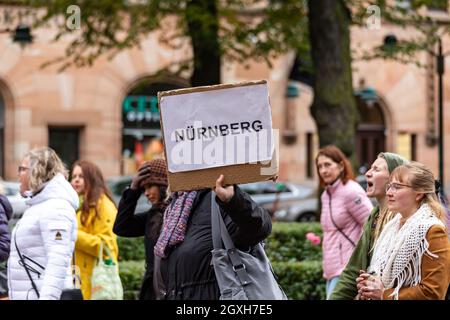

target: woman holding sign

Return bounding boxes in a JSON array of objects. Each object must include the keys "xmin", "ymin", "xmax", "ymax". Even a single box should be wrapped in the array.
[{"xmin": 153, "ymin": 175, "xmax": 272, "ymax": 300}]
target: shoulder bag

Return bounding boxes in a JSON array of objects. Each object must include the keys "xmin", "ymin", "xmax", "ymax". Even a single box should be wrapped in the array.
[
  {"xmin": 90, "ymin": 242, "xmax": 123, "ymax": 300},
  {"xmin": 14, "ymin": 232, "xmax": 83, "ymax": 300},
  {"xmin": 210, "ymin": 192, "xmax": 287, "ymax": 300}
]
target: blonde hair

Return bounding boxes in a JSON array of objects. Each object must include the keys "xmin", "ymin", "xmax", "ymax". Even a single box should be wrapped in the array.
[
  {"xmin": 372, "ymin": 207, "xmax": 395, "ymax": 247},
  {"xmin": 390, "ymin": 162, "xmax": 445, "ymax": 222},
  {"xmin": 25, "ymin": 147, "xmax": 68, "ymax": 193}
]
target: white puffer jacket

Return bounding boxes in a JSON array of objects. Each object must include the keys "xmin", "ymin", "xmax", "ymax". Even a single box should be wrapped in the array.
[{"xmin": 8, "ymin": 173, "xmax": 79, "ymax": 300}]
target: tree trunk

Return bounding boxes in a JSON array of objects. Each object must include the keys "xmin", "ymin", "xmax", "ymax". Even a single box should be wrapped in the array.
[
  {"xmin": 307, "ymin": 0, "xmax": 357, "ymax": 158},
  {"xmin": 186, "ymin": 0, "xmax": 221, "ymax": 86}
]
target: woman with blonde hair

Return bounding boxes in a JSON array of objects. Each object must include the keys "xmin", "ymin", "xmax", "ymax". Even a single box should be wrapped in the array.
[
  {"xmin": 8, "ymin": 147, "xmax": 79, "ymax": 299},
  {"xmin": 70, "ymin": 160, "xmax": 119, "ymax": 300},
  {"xmin": 358, "ymin": 162, "xmax": 450, "ymax": 300},
  {"xmin": 330, "ymin": 152, "xmax": 408, "ymax": 300}
]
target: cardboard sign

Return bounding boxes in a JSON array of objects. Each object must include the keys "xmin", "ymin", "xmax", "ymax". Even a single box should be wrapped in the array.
[{"xmin": 158, "ymin": 80, "xmax": 278, "ymax": 192}]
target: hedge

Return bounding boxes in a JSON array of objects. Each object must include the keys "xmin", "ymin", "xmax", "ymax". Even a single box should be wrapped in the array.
[
  {"xmin": 117, "ymin": 237, "xmax": 145, "ymax": 261},
  {"xmin": 273, "ymin": 260, "xmax": 325, "ymax": 300},
  {"xmin": 119, "ymin": 260, "xmax": 146, "ymax": 300},
  {"xmin": 266, "ymin": 222, "xmax": 323, "ymax": 262},
  {"xmin": 117, "ymin": 222, "xmax": 323, "ymax": 262},
  {"xmin": 119, "ymin": 259, "xmax": 325, "ymax": 300},
  {"xmin": 117, "ymin": 222, "xmax": 325, "ymax": 300}
]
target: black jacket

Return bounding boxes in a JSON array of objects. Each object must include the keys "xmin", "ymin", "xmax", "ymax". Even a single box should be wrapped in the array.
[
  {"xmin": 0, "ymin": 195, "xmax": 12, "ymax": 262},
  {"xmin": 113, "ymin": 187, "xmax": 165, "ymax": 300},
  {"xmin": 158, "ymin": 186, "xmax": 272, "ymax": 300}
]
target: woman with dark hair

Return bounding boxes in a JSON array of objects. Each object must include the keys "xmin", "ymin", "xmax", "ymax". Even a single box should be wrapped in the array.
[
  {"xmin": 113, "ymin": 158, "xmax": 169, "ymax": 300},
  {"xmin": 70, "ymin": 160, "xmax": 119, "ymax": 300},
  {"xmin": 315, "ymin": 145, "xmax": 373, "ymax": 299}
]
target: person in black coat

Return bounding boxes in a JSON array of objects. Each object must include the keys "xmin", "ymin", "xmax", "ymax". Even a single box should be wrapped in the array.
[
  {"xmin": 113, "ymin": 159, "xmax": 168, "ymax": 300},
  {"xmin": 153, "ymin": 174, "xmax": 272, "ymax": 300},
  {"xmin": 0, "ymin": 194, "xmax": 12, "ymax": 262},
  {"xmin": 0, "ymin": 193, "xmax": 13, "ymax": 299}
]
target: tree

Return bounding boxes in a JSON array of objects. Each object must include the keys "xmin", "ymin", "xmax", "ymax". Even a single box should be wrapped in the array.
[
  {"xmin": 305, "ymin": 0, "xmax": 450, "ymax": 157},
  {"xmin": 308, "ymin": 0, "xmax": 357, "ymax": 157},
  {"xmin": 16, "ymin": 0, "xmax": 450, "ymax": 160},
  {"xmin": 22, "ymin": 0, "xmax": 306, "ymax": 86}
]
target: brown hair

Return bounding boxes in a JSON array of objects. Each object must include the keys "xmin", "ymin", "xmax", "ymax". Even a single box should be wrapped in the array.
[
  {"xmin": 72, "ymin": 160, "xmax": 116, "ymax": 226},
  {"xmin": 315, "ymin": 145, "xmax": 354, "ymax": 187},
  {"xmin": 390, "ymin": 162, "xmax": 445, "ymax": 222}
]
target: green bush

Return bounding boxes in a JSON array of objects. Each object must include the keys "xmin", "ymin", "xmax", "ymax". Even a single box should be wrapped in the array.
[
  {"xmin": 117, "ymin": 222, "xmax": 323, "ymax": 263},
  {"xmin": 266, "ymin": 222, "xmax": 323, "ymax": 262},
  {"xmin": 119, "ymin": 259, "xmax": 325, "ymax": 300},
  {"xmin": 118, "ymin": 222, "xmax": 325, "ymax": 300},
  {"xmin": 119, "ymin": 260, "xmax": 146, "ymax": 300},
  {"xmin": 273, "ymin": 260, "xmax": 325, "ymax": 300},
  {"xmin": 117, "ymin": 237, "xmax": 146, "ymax": 261}
]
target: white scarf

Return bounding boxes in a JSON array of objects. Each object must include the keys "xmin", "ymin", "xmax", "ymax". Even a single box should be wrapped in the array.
[{"xmin": 368, "ymin": 203, "xmax": 444, "ymax": 299}]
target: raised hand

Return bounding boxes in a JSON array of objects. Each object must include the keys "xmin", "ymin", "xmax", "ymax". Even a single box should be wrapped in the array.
[
  {"xmin": 214, "ymin": 174, "xmax": 234, "ymax": 203},
  {"xmin": 130, "ymin": 163, "xmax": 153, "ymax": 190}
]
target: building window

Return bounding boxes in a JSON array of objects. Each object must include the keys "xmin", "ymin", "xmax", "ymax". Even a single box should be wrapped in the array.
[
  {"xmin": 306, "ymin": 132, "xmax": 314, "ymax": 179},
  {"xmin": 396, "ymin": 132, "xmax": 419, "ymax": 161},
  {"xmin": 396, "ymin": 0, "xmax": 448, "ymax": 11},
  {"xmin": 48, "ymin": 127, "xmax": 80, "ymax": 170},
  {"xmin": 282, "ymin": 83, "xmax": 299, "ymax": 145},
  {"xmin": 411, "ymin": 133, "xmax": 417, "ymax": 161},
  {"xmin": 396, "ymin": 0, "xmax": 411, "ymax": 9},
  {"xmin": 122, "ymin": 80, "xmax": 186, "ymax": 175}
]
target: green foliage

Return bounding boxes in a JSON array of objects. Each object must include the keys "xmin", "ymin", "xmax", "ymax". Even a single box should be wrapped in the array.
[
  {"xmin": 117, "ymin": 237, "xmax": 146, "ymax": 261},
  {"xmin": 116, "ymin": 223, "xmax": 324, "ymax": 263},
  {"xmin": 273, "ymin": 260, "xmax": 325, "ymax": 300},
  {"xmin": 117, "ymin": 222, "xmax": 326, "ymax": 300},
  {"xmin": 23, "ymin": 0, "xmax": 308, "ymax": 73},
  {"xmin": 348, "ymin": 0, "xmax": 450, "ymax": 65},
  {"xmin": 265, "ymin": 222, "xmax": 323, "ymax": 262},
  {"xmin": 119, "ymin": 260, "xmax": 146, "ymax": 300},
  {"xmin": 119, "ymin": 259, "xmax": 325, "ymax": 300}
]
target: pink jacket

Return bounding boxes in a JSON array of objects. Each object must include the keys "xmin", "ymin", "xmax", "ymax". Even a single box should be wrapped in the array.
[{"xmin": 320, "ymin": 179, "xmax": 373, "ymax": 280}]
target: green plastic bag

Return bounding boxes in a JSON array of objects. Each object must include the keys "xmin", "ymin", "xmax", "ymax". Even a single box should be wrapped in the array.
[{"xmin": 91, "ymin": 242, "xmax": 123, "ymax": 300}]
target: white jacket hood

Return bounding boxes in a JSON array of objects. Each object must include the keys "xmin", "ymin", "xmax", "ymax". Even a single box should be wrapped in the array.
[{"xmin": 26, "ymin": 173, "xmax": 79, "ymax": 210}]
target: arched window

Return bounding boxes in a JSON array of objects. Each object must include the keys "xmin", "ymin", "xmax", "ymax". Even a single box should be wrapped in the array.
[
  {"xmin": 121, "ymin": 79, "xmax": 186, "ymax": 174},
  {"xmin": 355, "ymin": 90, "xmax": 386, "ymax": 172}
]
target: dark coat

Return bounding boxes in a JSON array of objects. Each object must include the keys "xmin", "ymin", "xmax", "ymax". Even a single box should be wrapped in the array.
[
  {"xmin": 157, "ymin": 186, "xmax": 272, "ymax": 300},
  {"xmin": 0, "ymin": 194, "xmax": 12, "ymax": 262},
  {"xmin": 113, "ymin": 187, "xmax": 165, "ymax": 300}
]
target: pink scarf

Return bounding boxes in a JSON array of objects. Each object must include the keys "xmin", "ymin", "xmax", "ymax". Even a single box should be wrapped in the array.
[{"xmin": 154, "ymin": 191, "xmax": 198, "ymax": 258}]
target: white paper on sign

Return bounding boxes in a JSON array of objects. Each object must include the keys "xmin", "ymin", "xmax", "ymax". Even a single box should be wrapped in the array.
[{"xmin": 160, "ymin": 83, "xmax": 274, "ymax": 173}]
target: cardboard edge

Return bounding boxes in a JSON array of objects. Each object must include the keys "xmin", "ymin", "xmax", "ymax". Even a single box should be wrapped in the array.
[
  {"xmin": 157, "ymin": 79, "xmax": 267, "ymax": 99},
  {"xmin": 157, "ymin": 79, "xmax": 278, "ymax": 192}
]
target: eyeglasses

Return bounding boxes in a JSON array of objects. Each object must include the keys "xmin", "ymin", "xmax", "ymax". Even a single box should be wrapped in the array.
[
  {"xmin": 385, "ymin": 182, "xmax": 413, "ymax": 193},
  {"xmin": 18, "ymin": 165, "xmax": 29, "ymax": 173}
]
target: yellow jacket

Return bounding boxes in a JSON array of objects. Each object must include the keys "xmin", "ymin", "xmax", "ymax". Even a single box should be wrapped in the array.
[{"xmin": 75, "ymin": 194, "xmax": 119, "ymax": 300}]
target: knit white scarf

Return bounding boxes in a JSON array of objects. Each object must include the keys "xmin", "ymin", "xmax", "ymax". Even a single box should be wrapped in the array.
[{"xmin": 368, "ymin": 203, "xmax": 444, "ymax": 299}]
